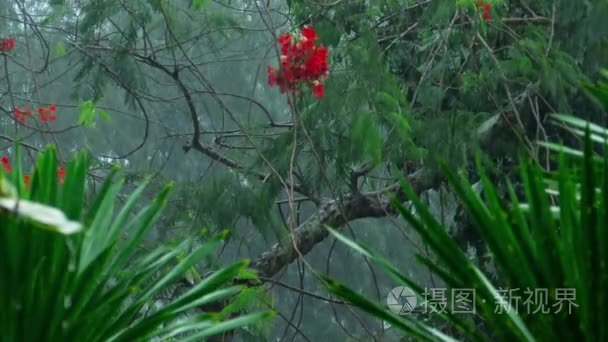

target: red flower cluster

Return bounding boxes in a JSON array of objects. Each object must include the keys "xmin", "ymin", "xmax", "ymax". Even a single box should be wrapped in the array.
[
  {"xmin": 57, "ymin": 167, "xmax": 65, "ymax": 184},
  {"xmin": 14, "ymin": 107, "xmax": 33, "ymax": 124},
  {"xmin": 267, "ymin": 26, "xmax": 329, "ymax": 99},
  {"xmin": 2, "ymin": 156, "xmax": 11, "ymax": 172},
  {"xmin": 0, "ymin": 37, "xmax": 16, "ymax": 52},
  {"xmin": 1, "ymin": 155, "xmax": 66, "ymax": 187},
  {"xmin": 38, "ymin": 104, "xmax": 58, "ymax": 123},
  {"xmin": 14, "ymin": 104, "xmax": 58, "ymax": 124},
  {"xmin": 476, "ymin": 1, "xmax": 492, "ymax": 22}
]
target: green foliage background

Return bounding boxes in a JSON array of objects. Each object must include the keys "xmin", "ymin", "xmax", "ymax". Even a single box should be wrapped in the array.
[{"xmin": 1, "ymin": 0, "xmax": 607, "ymax": 340}]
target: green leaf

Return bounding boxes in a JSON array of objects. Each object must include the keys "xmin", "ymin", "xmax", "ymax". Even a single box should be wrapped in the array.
[
  {"xmin": 182, "ymin": 312, "xmax": 275, "ymax": 342},
  {"xmin": 351, "ymin": 111, "xmax": 383, "ymax": 165},
  {"xmin": 98, "ymin": 109, "xmax": 112, "ymax": 122},
  {"xmin": 78, "ymin": 100, "xmax": 110, "ymax": 127},
  {"xmin": 53, "ymin": 43, "xmax": 66, "ymax": 57},
  {"xmin": 322, "ymin": 276, "xmax": 456, "ymax": 342}
]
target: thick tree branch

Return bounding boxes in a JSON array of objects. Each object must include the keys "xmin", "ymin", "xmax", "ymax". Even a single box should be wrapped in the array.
[{"xmin": 250, "ymin": 168, "xmax": 440, "ymax": 278}]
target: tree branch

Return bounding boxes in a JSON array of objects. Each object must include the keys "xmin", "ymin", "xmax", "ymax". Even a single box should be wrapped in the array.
[{"xmin": 250, "ymin": 168, "xmax": 440, "ymax": 278}]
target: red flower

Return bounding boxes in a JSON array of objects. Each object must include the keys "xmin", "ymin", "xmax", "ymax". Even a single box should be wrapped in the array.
[
  {"xmin": 301, "ymin": 26, "xmax": 318, "ymax": 42},
  {"xmin": 311, "ymin": 80, "xmax": 324, "ymax": 99},
  {"xmin": 0, "ymin": 37, "xmax": 16, "ymax": 52},
  {"xmin": 57, "ymin": 166, "xmax": 66, "ymax": 184},
  {"xmin": 14, "ymin": 108, "xmax": 25, "ymax": 123},
  {"xmin": 304, "ymin": 46, "xmax": 329, "ymax": 77},
  {"xmin": 267, "ymin": 66, "xmax": 278, "ymax": 87},
  {"xmin": 267, "ymin": 26, "xmax": 329, "ymax": 99},
  {"xmin": 14, "ymin": 106, "xmax": 33, "ymax": 124},
  {"xmin": 278, "ymin": 33, "xmax": 292, "ymax": 55},
  {"xmin": 2, "ymin": 157, "xmax": 11, "ymax": 173},
  {"xmin": 482, "ymin": 3, "xmax": 492, "ymax": 22},
  {"xmin": 300, "ymin": 26, "xmax": 318, "ymax": 50},
  {"xmin": 37, "ymin": 105, "xmax": 58, "ymax": 123},
  {"xmin": 23, "ymin": 174, "xmax": 31, "ymax": 189}
]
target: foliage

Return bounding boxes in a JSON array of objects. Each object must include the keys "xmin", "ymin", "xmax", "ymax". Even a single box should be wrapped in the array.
[
  {"xmin": 0, "ymin": 147, "xmax": 272, "ymax": 341},
  {"xmin": 78, "ymin": 100, "xmax": 111, "ymax": 127},
  {"xmin": 2, "ymin": 0, "xmax": 608, "ymax": 339},
  {"xmin": 321, "ymin": 78, "xmax": 608, "ymax": 340},
  {"xmin": 287, "ymin": 0, "xmax": 608, "ymax": 169}
]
